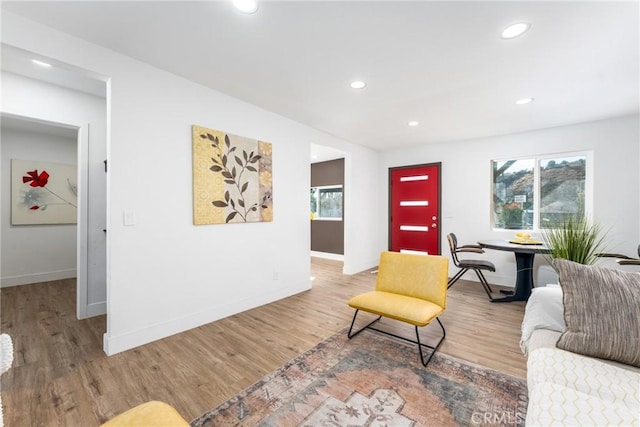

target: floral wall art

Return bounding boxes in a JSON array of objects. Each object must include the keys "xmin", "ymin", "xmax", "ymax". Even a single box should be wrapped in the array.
[
  {"xmin": 192, "ymin": 125, "xmax": 273, "ymax": 225},
  {"xmin": 11, "ymin": 159, "xmax": 78, "ymax": 225}
]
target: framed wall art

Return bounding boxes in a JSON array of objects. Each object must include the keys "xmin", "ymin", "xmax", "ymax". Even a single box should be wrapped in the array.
[
  {"xmin": 192, "ymin": 125, "xmax": 273, "ymax": 225},
  {"xmin": 11, "ymin": 159, "xmax": 78, "ymax": 225}
]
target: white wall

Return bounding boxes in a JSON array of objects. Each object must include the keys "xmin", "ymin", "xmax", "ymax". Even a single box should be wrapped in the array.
[
  {"xmin": 1, "ymin": 12, "xmax": 381, "ymax": 355},
  {"xmin": 1, "ymin": 72, "xmax": 108, "ymax": 318},
  {"xmin": 379, "ymin": 114, "xmax": 640, "ymax": 287},
  {"xmin": 1, "ymin": 126, "xmax": 77, "ymax": 286},
  {"xmin": 343, "ymin": 147, "xmax": 381, "ymax": 274}
]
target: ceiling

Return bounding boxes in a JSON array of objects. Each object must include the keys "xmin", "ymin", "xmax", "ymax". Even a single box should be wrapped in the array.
[
  {"xmin": 310, "ymin": 143, "xmax": 345, "ymax": 164},
  {"xmin": 2, "ymin": 45, "xmax": 106, "ymax": 98},
  {"xmin": 1, "ymin": 114, "xmax": 78, "ymax": 139},
  {"xmin": 1, "ymin": 1, "xmax": 638, "ymax": 151}
]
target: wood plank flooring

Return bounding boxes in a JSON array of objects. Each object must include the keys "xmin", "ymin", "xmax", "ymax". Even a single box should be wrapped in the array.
[{"xmin": 0, "ymin": 257, "xmax": 526, "ymax": 426}]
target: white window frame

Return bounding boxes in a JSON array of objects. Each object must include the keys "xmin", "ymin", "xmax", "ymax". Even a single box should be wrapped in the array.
[
  {"xmin": 491, "ymin": 150, "xmax": 593, "ymax": 231},
  {"xmin": 311, "ymin": 184, "xmax": 343, "ymax": 221}
]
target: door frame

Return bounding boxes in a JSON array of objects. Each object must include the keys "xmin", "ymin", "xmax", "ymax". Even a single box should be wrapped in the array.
[
  {"xmin": 1, "ymin": 112, "xmax": 95, "ymax": 318},
  {"xmin": 388, "ymin": 162, "xmax": 442, "ymax": 254}
]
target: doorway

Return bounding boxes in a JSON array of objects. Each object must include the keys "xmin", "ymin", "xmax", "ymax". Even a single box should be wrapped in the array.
[
  {"xmin": 389, "ymin": 163, "xmax": 442, "ymax": 255},
  {"xmin": 0, "ymin": 113, "xmax": 106, "ymax": 319},
  {"xmin": 310, "ymin": 144, "xmax": 347, "ymax": 262},
  {"xmin": 0, "ymin": 116, "xmax": 79, "ymax": 289},
  {"xmin": 1, "ymin": 44, "xmax": 108, "ymax": 320}
]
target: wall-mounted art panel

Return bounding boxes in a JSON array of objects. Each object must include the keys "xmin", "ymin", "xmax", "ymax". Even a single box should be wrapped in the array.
[
  {"xmin": 193, "ymin": 125, "xmax": 273, "ymax": 224},
  {"xmin": 11, "ymin": 159, "xmax": 78, "ymax": 225}
]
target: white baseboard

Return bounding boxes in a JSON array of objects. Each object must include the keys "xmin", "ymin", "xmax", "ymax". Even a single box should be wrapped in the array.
[
  {"xmin": 343, "ymin": 259, "xmax": 378, "ymax": 275},
  {"xmin": 310, "ymin": 251, "xmax": 344, "ymax": 261},
  {"xmin": 84, "ymin": 301, "xmax": 106, "ymax": 318},
  {"xmin": 103, "ymin": 281, "xmax": 311, "ymax": 356},
  {"xmin": 0, "ymin": 269, "xmax": 77, "ymax": 287}
]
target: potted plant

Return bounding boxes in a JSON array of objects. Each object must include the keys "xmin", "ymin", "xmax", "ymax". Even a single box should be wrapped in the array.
[{"xmin": 541, "ymin": 215, "xmax": 608, "ymax": 266}]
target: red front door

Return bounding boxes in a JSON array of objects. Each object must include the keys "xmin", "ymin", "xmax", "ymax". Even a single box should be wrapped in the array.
[{"xmin": 389, "ymin": 163, "xmax": 441, "ymax": 255}]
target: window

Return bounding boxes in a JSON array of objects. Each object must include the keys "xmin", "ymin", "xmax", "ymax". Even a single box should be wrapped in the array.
[
  {"xmin": 310, "ymin": 185, "xmax": 343, "ymax": 220},
  {"xmin": 492, "ymin": 153, "xmax": 589, "ymax": 230}
]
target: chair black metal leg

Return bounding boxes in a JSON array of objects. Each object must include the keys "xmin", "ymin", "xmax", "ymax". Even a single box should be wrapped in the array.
[
  {"xmin": 449, "ymin": 268, "xmax": 494, "ymax": 301},
  {"xmin": 347, "ymin": 309, "xmax": 382, "ymax": 339},
  {"xmin": 447, "ymin": 268, "xmax": 468, "ymax": 288},
  {"xmin": 415, "ymin": 318, "xmax": 446, "ymax": 367},
  {"xmin": 477, "ymin": 270, "xmax": 494, "ymax": 293},
  {"xmin": 348, "ymin": 310, "xmax": 446, "ymax": 367},
  {"xmin": 474, "ymin": 269, "xmax": 494, "ymax": 299}
]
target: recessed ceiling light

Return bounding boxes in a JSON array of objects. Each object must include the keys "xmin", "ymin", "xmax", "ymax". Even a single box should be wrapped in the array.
[
  {"xmin": 515, "ymin": 97, "xmax": 535, "ymax": 105},
  {"xmin": 233, "ymin": 0, "xmax": 258, "ymax": 14},
  {"xmin": 31, "ymin": 59, "xmax": 52, "ymax": 68},
  {"xmin": 501, "ymin": 23, "xmax": 530, "ymax": 39},
  {"xmin": 408, "ymin": 121, "xmax": 420, "ymax": 127},
  {"xmin": 350, "ymin": 81, "xmax": 366, "ymax": 89}
]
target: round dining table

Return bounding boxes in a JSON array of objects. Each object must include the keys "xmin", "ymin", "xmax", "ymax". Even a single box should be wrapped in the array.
[{"xmin": 477, "ymin": 240, "xmax": 551, "ymax": 303}]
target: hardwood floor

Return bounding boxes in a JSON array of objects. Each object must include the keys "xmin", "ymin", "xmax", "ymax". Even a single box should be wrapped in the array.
[{"xmin": 0, "ymin": 257, "xmax": 526, "ymax": 426}]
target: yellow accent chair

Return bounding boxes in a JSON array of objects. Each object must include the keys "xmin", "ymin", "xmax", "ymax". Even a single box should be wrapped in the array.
[
  {"xmin": 100, "ymin": 401, "xmax": 190, "ymax": 427},
  {"xmin": 347, "ymin": 251, "xmax": 449, "ymax": 366}
]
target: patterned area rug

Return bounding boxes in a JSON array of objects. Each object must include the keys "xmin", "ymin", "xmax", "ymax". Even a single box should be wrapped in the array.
[{"xmin": 192, "ymin": 327, "xmax": 527, "ymax": 426}]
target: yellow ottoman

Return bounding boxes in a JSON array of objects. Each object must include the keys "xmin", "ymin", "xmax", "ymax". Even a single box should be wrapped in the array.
[{"xmin": 101, "ymin": 401, "xmax": 190, "ymax": 427}]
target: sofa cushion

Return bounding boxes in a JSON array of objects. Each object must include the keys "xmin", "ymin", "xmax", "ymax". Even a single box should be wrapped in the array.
[
  {"xmin": 527, "ymin": 348, "xmax": 640, "ymax": 404},
  {"xmin": 555, "ymin": 259, "xmax": 640, "ymax": 367},
  {"xmin": 520, "ymin": 286, "xmax": 565, "ymax": 355},
  {"xmin": 527, "ymin": 347, "xmax": 640, "ymax": 427},
  {"xmin": 526, "ymin": 382, "xmax": 639, "ymax": 427},
  {"xmin": 526, "ymin": 329, "xmax": 563, "ymax": 354}
]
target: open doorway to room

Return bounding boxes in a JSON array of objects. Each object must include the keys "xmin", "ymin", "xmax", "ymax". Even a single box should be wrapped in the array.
[
  {"xmin": 310, "ymin": 144, "xmax": 346, "ymax": 266},
  {"xmin": 1, "ymin": 45, "xmax": 108, "ymax": 322},
  {"xmin": 1, "ymin": 116, "xmax": 79, "ymax": 292},
  {"xmin": 0, "ymin": 112, "xmax": 106, "ymax": 320}
]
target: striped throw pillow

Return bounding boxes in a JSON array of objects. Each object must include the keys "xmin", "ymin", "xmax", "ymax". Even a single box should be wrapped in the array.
[{"xmin": 554, "ymin": 259, "xmax": 640, "ymax": 368}]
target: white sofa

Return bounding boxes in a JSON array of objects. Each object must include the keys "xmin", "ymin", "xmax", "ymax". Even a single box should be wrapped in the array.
[
  {"xmin": 0, "ymin": 334, "xmax": 13, "ymax": 427},
  {"xmin": 521, "ymin": 286, "xmax": 640, "ymax": 426}
]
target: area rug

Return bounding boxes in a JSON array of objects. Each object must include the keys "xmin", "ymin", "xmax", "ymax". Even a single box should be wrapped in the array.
[{"xmin": 192, "ymin": 327, "xmax": 527, "ymax": 426}]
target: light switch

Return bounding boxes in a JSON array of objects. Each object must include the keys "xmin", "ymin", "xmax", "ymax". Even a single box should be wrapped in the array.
[{"xmin": 123, "ymin": 211, "xmax": 136, "ymax": 226}]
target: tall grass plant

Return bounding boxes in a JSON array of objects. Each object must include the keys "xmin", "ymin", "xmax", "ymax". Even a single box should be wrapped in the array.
[{"xmin": 542, "ymin": 216, "xmax": 608, "ymax": 267}]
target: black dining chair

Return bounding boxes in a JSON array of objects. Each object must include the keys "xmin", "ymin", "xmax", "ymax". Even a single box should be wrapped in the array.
[
  {"xmin": 446, "ymin": 233, "xmax": 495, "ymax": 299},
  {"xmin": 596, "ymin": 244, "xmax": 640, "ymax": 266}
]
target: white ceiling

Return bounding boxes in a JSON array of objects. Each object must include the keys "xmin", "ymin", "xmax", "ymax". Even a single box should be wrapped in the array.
[
  {"xmin": 1, "ymin": 114, "xmax": 78, "ymax": 139},
  {"xmin": 2, "ymin": 1, "xmax": 638, "ymax": 151},
  {"xmin": 2, "ymin": 45, "xmax": 107, "ymax": 98},
  {"xmin": 310, "ymin": 143, "xmax": 345, "ymax": 164}
]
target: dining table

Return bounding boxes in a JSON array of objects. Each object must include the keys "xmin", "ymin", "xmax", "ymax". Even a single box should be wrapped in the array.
[{"xmin": 477, "ymin": 239, "xmax": 551, "ymax": 303}]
